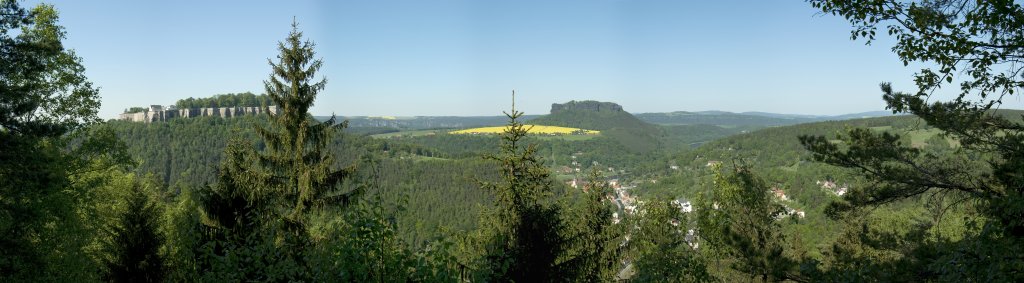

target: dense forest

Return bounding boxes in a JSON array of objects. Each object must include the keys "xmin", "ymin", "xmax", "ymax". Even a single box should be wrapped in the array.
[
  {"xmin": 173, "ymin": 92, "xmax": 276, "ymax": 109},
  {"xmin": 3, "ymin": 0, "xmax": 1024, "ymax": 282}
]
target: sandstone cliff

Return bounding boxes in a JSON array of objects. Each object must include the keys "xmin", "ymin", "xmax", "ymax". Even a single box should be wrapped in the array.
[
  {"xmin": 550, "ymin": 100, "xmax": 624, "ymax": 114},
  {"xmin": 118, "ymin": 106, "xmax": 279, "ymax": 123}
]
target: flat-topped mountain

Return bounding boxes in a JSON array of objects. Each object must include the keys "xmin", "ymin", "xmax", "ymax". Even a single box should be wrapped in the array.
[
  {"xmin": 531, "ymin": 100, "xmax": 663, "ymax": 153},
  {"xmin": 550, "ymin": 100, "xmax": 624, "ymax": 114},
  {"xmin": 531, "ymin": 101, "xmax": 655, "ymax": 131}
]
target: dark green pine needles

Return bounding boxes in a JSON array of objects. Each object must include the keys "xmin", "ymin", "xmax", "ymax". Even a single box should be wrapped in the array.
[{"xmin": 255, "ymin": 21, "xmax": 358, "ymax": 227}]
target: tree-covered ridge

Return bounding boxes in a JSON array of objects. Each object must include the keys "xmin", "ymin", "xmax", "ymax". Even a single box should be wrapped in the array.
[
  {"xmin": 124, "ymin": 107, "xmax": 147, "ymax": 114},
  {"xmin": 174, "ymin": 92, "xmax": 275, "ymax": 109},
  {"xmin": 637, "ymin": 111, "xmax": 817, "ymax": 126},
  {"xmin": 631, "ymin": 114, "xmax": 969, "ymax": 266}
]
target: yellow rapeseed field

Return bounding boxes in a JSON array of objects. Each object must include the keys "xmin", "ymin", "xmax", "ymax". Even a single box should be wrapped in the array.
[{"xmin": 450, "ymin": 125, "xmax": 600, "ymax": 135}]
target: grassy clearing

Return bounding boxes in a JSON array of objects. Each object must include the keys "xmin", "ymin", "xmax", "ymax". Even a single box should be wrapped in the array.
[
  {"xmin": 780, "ymin": 162, "xmax": 801, "ymax": 172},
  {"xmin": 450, "ymin": 125, "xmax": 600, "ymax": 135},
  {"xmin": 409, "ymin": 155, "xmax": 448, "ymax": 162},
  {"xmin": 532, "ymin": 133, "xmax": 598, "ymax": 140},
  {"xmin": 908, "ymin": 128, "xmax": 943, "ymax": 147},
  {"xmin": 369, "ymin": 129, "xmax": 441, "ymax": 139},
  {"xmin": 870, "ymin": 126, "xmax": 959, "ymax": 148}
]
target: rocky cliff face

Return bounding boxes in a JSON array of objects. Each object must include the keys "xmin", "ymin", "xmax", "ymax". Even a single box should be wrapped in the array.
[
  {"xmin": 550, "ymin": 100, "xmax": 624, "ymax": 114},
  {"xmin": 118, "ymin": 106, "xmax": 279, "ymax": 123}
]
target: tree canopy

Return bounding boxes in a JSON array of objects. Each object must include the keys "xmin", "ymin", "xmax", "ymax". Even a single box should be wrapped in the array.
[{"xmin": 801, "ymin": 0, "xmax": 1024, "ymax": 280}]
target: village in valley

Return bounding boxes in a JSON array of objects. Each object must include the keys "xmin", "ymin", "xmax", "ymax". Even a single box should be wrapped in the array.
[{"xmin": 555, "ymin": 151, "xmax": 849, "ymax": 242}]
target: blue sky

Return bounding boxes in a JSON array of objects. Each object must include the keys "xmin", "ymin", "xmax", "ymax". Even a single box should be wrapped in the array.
[{"xmin": 33, "ymin": 0, "xmax": 1005, "ymax": 118}]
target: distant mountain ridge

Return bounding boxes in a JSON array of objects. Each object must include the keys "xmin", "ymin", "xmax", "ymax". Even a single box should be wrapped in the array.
[
  {"xmin": 636, "ymin": 110, "xmax": 898, "ymax": 126},
  {"xmin": 316, "ymin": 105, "xmax": 898, "ymax": 130}
]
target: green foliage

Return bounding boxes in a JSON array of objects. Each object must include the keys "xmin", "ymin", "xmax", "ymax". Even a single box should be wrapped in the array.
[
  {"xmin": 562, "ymin": 169, "xmax": 626, "ymax": 281},
  {"xmin": 186, "ymin": 22, "xmax": 359, "ymax": 280},
  {"xmin": 125, "ymin": 106, "xmax": 147, "ymax": 113},
  {"xmin": 309, "ymin": 198, "xmax": 460, "ymax": 282},
  {"xmin": 0, "ymin": 2, "xmax": 114, "ymax": 280},
  {"xmin": 101, "ymin": 182, "xmax": 167, "ymax": 283},
  {"xmin": 0, "ymin": 2, "xmax": 100, "ymax": 137},
  {"xmin": 468, "ymin": 95, "xmax": 573, "ymax": 281},
  {"xmin": 251, "ymin": 20, "xmax": 358, "ymax": 232},
  {"xmin": 696, "ymin": 164, "xmax": 800, "ymax": 282},
  {"xmin": 637, "ymin": 111, "xmax": 816, "ymax": 127},
  {"xmin": 629, "ymin": 199, "xmax": 712, "ymax": 282},
  {"xmin": 530, "ymin": 100, "xmax": 663, "ymax": 154},
  {"xmin": 802, "ymin": 0, "xmax": 1024, "ymax": 280},
  {"xmin": 165, "ymin": 21, "xmax": 467, "ymax": 281},
  {"xmin": 174, "ymin": 92, "xmax": 275, "ymax": 109}
]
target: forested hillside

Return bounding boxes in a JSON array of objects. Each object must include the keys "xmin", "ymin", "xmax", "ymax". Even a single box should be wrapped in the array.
[
  {"xmin": 636, "ymin": 111, "xmax": 817, "ymax": 126},
  {"xmin": 106, "ymin": 116, "xmax": 495, "ymax": 245},
  {"xmin": 6, "ymin": 0, "xmax": 1024, "ymax": 281},
  {"xmin": 633, "ymin": 115, "xmax": 945, "ymax": 257},
  {"xmin": 329, "ymin": 115, "xmax": 541, "ymax": 129}
]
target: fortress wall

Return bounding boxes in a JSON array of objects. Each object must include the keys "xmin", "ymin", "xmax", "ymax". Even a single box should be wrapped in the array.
[{"xmin": 118, "ymin": 106, "xmax": 279, "ymax": 123}]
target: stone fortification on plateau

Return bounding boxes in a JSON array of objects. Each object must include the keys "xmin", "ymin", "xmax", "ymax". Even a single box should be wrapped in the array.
[{"xmin": 118, "ymin": 105, "xmax": 279, "ymax": 123}]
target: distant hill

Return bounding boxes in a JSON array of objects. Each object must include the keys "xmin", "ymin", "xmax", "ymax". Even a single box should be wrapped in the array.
[
  {"xmin": 642, "ymin": 109, "xmax": 1024, "ymax": 202},
  {"xmin": 636, "ymin": 111, "xmax": 815, "ymax": 126},
  {"xmin": 827, "ymin": 110, "xmax": 897, "ymax": 120},
  {"xmin": 636, "ymin": 110, "xmax": 898, "ymax": 127},
  {"xmin": 530, "ymin": 101, "xmax": 658, "ymax": 131},
  {"xmin": 529, "ymin": 101, "xmax": 663, "ymax": 153},
  {"xmin": 633, "ymin": 114, "xmax": 941, "ymax": 256},
  {"xmin": 320, "ymin": 109, "xmax": 895, "ymax": 130},
  {"xmin": 736, "ymin": 111, "xmax": 823, "ymax": 119}
]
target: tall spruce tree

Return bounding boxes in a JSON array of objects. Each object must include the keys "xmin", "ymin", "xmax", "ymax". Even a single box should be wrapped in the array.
[
  {"xmin": 189, "ymin": 21, "xmax": 358, "ymax": 280},
  {"xmin": 101, "ymin": 183, "xmax": 166, "ymax": 283},
  {"xmin": 257, "ymin": 20, "xmax": 357, "ymax": 226},
  {"xmin": 473, "ymin": 91, "xmax": 570, "ymax": 281},
  {"xmin": 563, "ymin": 168, "xmax": 625, "ymax": 281}
]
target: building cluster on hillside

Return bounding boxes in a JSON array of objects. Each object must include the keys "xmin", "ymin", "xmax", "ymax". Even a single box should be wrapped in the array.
[
  {"xmin": 784, "ymin": 207, "xmax": 806, "ymax": 219},
  {"xmin": 118, "ymin": 104, "xmax": 279, "ymax": 123},
  {"xmin": 609, "ymin": 182, "xmax": 639, "ymax": 224},
  {"xmin": 768, "ymin": 187, "xmax": 806, "ymax": 220},
  {"xmin": 671, "ymin": 199, "xmax": 693, "ymax": 213},
  {"xmin": 817, "ymin": 180, "xmax": 848, "ymax": 196},
  {"xmin": 771, "ymin": 187, "xmax": 789, "ymax": 201}
]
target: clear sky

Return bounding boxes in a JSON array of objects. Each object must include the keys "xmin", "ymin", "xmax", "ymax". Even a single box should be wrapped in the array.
[{"xmin": 31, "ymin": 0, "xmax": 1017, "ymax": 118}]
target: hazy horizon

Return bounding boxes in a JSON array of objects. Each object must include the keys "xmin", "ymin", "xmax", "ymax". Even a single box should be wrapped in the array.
[{"xmin": 34, "ymin": 0, "xmax": 1024, "ymax": 119}]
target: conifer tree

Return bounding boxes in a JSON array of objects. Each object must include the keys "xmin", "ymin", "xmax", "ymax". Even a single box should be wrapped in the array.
[
  {"xmin": 474, "ymin": 91, "xmax": 570, "ymax": 281},
  {"xmin": 190, "ymin": 21, "xmax": 358, "ymax": 280},
  {"xmin": 101, "ymin": 183, "xmax": 166, "ymax": 283},
  {"xmin": 256, "ymin": 20, "xmax": 357, "ymax": 226},
  {"xmin": 564, "ymin": 168, "xmax": 625, "ymax": 281},
  {"xmin": 696, "ymin": 164, "xmax": 799, "ymax": 282}
]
